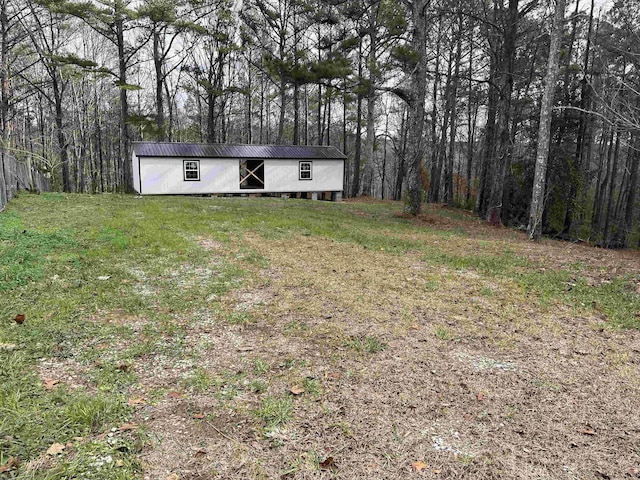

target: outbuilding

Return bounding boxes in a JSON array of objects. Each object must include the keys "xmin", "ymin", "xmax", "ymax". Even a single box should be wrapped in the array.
[{"xmin": 132, "ymin": 142, "xmax": 345, "ymax": 199}]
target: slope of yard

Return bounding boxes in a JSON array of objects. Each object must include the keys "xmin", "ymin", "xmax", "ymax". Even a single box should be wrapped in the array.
[{"xmin": 1, "ymin": 193, "xmax": 639, "ymax": 479}]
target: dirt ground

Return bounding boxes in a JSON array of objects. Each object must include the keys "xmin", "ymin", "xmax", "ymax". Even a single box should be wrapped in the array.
[{"xmin": 131, "ymin": 207, "xmax": 640, "ymax": 479}]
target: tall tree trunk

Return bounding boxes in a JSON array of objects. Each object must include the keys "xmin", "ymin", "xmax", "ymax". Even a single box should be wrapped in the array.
[
  {"xmin": 362, "ymin": 93, "xmax": 376, "ymax": 196},
  {"xmin": 612, "ymin": 133, "xmax": 639, "ymax": 248},
  {"xmin": 351, "ymin": 38, "xmax": 364, "ymax": 197},
  {"xmin": 590, "ymin": 121, "xmax": 610, "ymax": 236},
  {"xmin": 444, "ymin": 14, "xmax": 463, "ymax": 206},
  {"xmin": 405, "ymin": 0, "xmax": 428, "ymax": 215},
  {"xmin": 394, "ymin": 105, "xmax": 408, "ymax": 201},
  {"xmin": 466, "ymin": 77, "xmax": 477, "ymax": 206},
  {"xmin": 351, "ymin": 92, "xmax": 363, "ymax": 197},
  {"xmin": 362, "ymin": 17, "xmax": 378, "ymax": 197},
  {"xmin": 206, "ymin": 91, "xmax": 215, "ymax": 143},
  {"xmin": 277, "ymin": 78, "xmax": 286, "ymax": 144},
  {"xmin": 116, "ymin": 17, "xmax": 133, "ymax": 192},
  {"xmin": 259, "ymin": 78, "xmax": 264, "ymax": 143},
  {"xmin": 563, "ymin": 0, "xmax": 594, "ymax": 235},
  {"xmin": 428, "ymin": 21, "xmax": 441, "ymax": 202},
  {"xmin": 430, "ymin": 45, "xmax": 453, "ymax": 204},
  {"xmin": 487, "ymin": 0, "xmax": 519, "ymax": 225},
  {"xmin": 0, "ymin": 0, "xmax": 10, "ymax": 209},
  {"xmin": 381, "ymin": 107, "xmax": 389, "ymax": 199},
  {"xmin": 476, "ymin": 55, "xmax": 498, "ymax": 217},
  {"xmin": 603, "ymin": 131, "xmax": 621, "ymax": 246},
  {"xmin": 326, "ymin": 84, "xmax": 332, "ymax": 145},
  {"xmin": 527, "ymin": 0, "xmax": 565, "ymax": 240},
  {"xmin": 53, "ymin": 77, "xmax": 71, "ymax": 192},
  {"xmin": 304, "ymin": 84, "xmax": 309, "ymax": 145},
  {"xmin": 153, "ymin": 30, "xmax": 165, "ymax": 141},
  {"xmin": 293, "ymin": 82, "xmax": 299, "ymax": 145},
  {"xmin": 94, "ymin": 87, "xmax": 103, "ymax": 192}
]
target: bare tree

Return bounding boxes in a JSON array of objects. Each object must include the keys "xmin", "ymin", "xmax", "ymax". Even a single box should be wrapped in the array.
[{"xmin": 527, "ymin": 0, "xmax": 566, "ymax": 240}]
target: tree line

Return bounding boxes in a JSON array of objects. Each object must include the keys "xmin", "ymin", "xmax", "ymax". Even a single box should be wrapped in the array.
[{"xmin": 1, "ymin": 0, "xmax": 639, "ymax": 248}]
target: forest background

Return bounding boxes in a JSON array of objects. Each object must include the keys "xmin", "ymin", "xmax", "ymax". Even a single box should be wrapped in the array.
[{"xmin": 0, "ymin": 0, "xmax": 639, "ymax": 248}]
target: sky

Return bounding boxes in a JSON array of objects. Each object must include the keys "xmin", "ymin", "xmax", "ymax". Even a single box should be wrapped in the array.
[{"xmin": 593, "ymin": 0, "xmax": 612, "ymax": 12}]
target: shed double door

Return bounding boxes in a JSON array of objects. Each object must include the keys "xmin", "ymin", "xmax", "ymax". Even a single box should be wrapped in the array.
[{"xmin": 239, "ymin": 159, "xmax": 264, "ymax": 189}]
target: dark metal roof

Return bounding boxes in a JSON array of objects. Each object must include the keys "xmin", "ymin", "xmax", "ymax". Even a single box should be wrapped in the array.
[{"xmin": 133, "ymin": 142, "xmax": 346, "ymax": 160}]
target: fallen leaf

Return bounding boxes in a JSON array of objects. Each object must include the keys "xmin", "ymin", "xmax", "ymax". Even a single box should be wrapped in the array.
[
  {"xmin": 116, "ymin": 459, "xmax": 125, "ymax": 467},
  {"xmin": 192, "ymin": 413, "xmax": 205, "ymax": 419},
  {"xmin": 0, "ymin": 343, "xmax": 16, "ymax": 350},
  {"xmin": 463, "ymin": 413, "xmax": 471, "ymax": 420},
  {"xmin": 580, "ymin": 429, "xmax": 596, "ymax": 436},
  {"xmin": 433, "ymin": 469, "xmax": 441, "ymax": 474},
  {"xmin": 167, "ymin": 474, "xmax": 179, "ymax": 480},
  {"xmin": 14, "ymin": 314, "xmax": 25, "ymax": 325},
  {"xmin": 168, "ymin": 391, "xmax": 182, "ymax": 399},
  {"xmin": 46, "ymin": 443, "xmax": 66, "ymax": 456},
  {"xmin": 97, "ymin": 275, "xmax": 111, "ymax": 281},
  {"xmin": 194, "ymin": 449, "xmax": 207, "ymax": 458},
  {"xmin": 290, "ymin": 385, "xmax": 305, "ymax": 395},
  {"xmin": 43, "ymin": 379, "xmax": 60, "ymax": 390},
  {"xmin": 411, "ymin": 324, "xmax": 420, "ymax": 330},
  {"xmin": 127, "ymin": 397, "xmax": 145, "ymax": 406},
  {"xmin": 326, "ymin": 372, "xmax": 340, "ymax": 380},
  {"xmin": 0, "ymin": 457, "xmax": 20, "ymax": 473},
  {"xmin": 118, "ymin": 422, "xmax": 138, "ymax": 432},
  {"xmin": 319, "ymin": 457, "xmax": 335, "ymax": 470},
  {"xmin": 117, "ymin": 363, "xmax": 132, "ymax": 372},
  {"xmin": 477, "ymin": 392, "xmax": 485, "ymax": 401},
  {"xmin": 629, "ymin": 467, "xmax": 640, "ymax": 478},
  {"xmin": 411, "ymin": 460, "xmax": 428, "ymax": 471}
]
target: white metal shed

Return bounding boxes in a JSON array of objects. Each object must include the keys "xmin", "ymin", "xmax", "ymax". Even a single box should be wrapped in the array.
[{"xmin": 132, "ymin": 142, "xmax": 345, "ymax": 198}]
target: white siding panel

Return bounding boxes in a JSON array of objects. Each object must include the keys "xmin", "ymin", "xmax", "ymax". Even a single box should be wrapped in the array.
[
  {"xmin": 139, "ymin": 157, "xmax": 344, "ymax": 195},
  {"xmin": 265, "ymin": 159, "xmax": 343, "ymax": 191}
]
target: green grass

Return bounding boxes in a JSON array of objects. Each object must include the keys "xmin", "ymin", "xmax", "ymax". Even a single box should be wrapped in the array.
[
  {"xmin": 253, "ymin": 396, "xmax": 294, "ymax": 430},
  {"xmin": 1, "ymin": 192, "xmax": 638, "ymax": 478},
  {"xmin": 344, "ymin": 335, "xmax": 387, "ymax": 353},
  {"xmin": 182, "ymin": 368, "xmax": 215, "ymax": 392},
  {"xmin": 302, "ymin": 377, "xmax": 322, "ymax": 396},
  {"xmin": 0, "ymin": 351, "xmax": 133, "ymax": 476},
  {"xmin": 434, "ymin": 326, "xmax": 455, "ymax": 341}
]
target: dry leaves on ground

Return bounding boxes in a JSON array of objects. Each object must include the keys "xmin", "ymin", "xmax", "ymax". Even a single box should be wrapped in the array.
[
  {"xmin": 43, "ymin": 379, "xmax": 59, "ymax": 390},
  {"xmin": 46, "ymin": 444, "xmax": 66, "ymax": 456},
  {"xmin": 0, "ymin": 457, "xmax": 20, "ymax": 473},
  {"xmin": 411, "ymin": 461, "xmax": 428, "ymax": 471}
]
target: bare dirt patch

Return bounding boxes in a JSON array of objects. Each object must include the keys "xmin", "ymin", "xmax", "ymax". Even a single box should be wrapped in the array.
[
  {"xmin": 132, "ymin": 222, "xmax": 640, "ymax": 479},
  {"xmin": 229, "ymin": 234, "xmax": 640, "ymax": 479},
  {"xmin": 38, "ymin": 357, "xmax": 92, "ymax": 391}
]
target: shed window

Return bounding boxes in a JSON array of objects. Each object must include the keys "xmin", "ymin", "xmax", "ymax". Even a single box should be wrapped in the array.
[
  {"xmin": 184, "ymin": 160, "xmax": 200, "ymax": 181},
  {"xmin": 299, "ymin": 161, "xmax": 312, "ymax": 180}
]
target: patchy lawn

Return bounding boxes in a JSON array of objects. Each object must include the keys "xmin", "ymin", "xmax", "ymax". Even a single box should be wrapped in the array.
[{"xmin": 1, "ymin": 193, "xmax": 639, "ymax": 479}]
